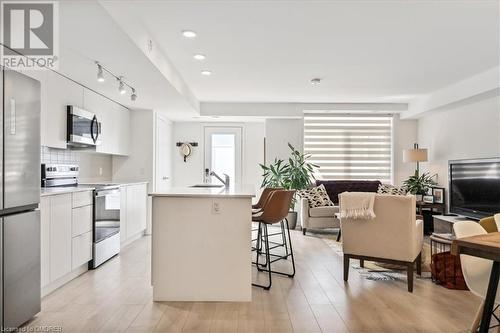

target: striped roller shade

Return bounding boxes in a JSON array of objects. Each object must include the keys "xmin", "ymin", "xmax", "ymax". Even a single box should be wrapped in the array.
[{"xmin": 303, "ymin": 112, "xmax": 393, "ymax": 183}]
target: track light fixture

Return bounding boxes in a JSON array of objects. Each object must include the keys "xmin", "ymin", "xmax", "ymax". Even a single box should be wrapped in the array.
[{"xmin": 95, "ymin": 61, "xmax": 138, "ymax": 101}]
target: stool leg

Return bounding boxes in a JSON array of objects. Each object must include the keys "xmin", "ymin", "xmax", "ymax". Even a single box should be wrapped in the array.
[
  {"xmin": 284, "ymin": 218, "xmax": 296, "ymax": 277},
  {"xmin": 252, "ymin": 223, "xmax": 272, "ymax": 290},
  {"xmin": 281, "ymin": 221, "xmax": 289, "ymax": 256}
]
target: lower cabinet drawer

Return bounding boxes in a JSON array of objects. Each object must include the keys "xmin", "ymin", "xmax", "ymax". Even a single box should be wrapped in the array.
[
  {"xmin": 72, "ymin": 231, "xmax": 92, "ymax": 270},
  {"xmin": 72, "ymin": 205, "xmax": 92, "ymax": 237}
]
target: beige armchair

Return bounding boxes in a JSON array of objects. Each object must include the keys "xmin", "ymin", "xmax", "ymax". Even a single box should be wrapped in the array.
[
  {"xmin": 301, "ymin": 198, "xmax": 340, "ymax": 236},
  {"xmin": 341, "ymin": 194, "xmax": 423, "ymax": 292}
]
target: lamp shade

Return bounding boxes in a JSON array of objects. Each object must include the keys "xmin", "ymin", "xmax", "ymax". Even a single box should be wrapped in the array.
[{"xmin": 403, "ymin": 148, "xmax": 428, "ymax": 163}]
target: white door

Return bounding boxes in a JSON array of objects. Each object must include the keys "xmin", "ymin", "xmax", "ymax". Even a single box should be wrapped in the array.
[
  {"xmin": 155, "ymin": 115, "xmax": 172, "ymax": 191},
  {"xmin": 204, "ymin": 127, "xmax": 242, "ymax": 184}
]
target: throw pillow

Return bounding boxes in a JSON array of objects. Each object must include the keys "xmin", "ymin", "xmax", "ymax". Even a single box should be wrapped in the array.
[
  {"xmin": 298, "ymin": 184, "xmax": 334, "ymax": 208},
  {"xmin": 377, "ymin": 183, "xmax": 407, "ymax": 196}
]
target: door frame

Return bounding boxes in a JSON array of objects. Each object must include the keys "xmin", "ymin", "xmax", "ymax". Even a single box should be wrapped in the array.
[{"xmin": 203, "ymin": 126, "xmax": 243, "ymax": 184}]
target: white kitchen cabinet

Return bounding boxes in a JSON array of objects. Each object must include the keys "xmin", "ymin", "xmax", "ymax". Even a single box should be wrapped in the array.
[
  {"xmin": 40, "ymin": 190, "xmax": 93, "ymax": 292},
  {"xmin": 49, "ymin": 194, "xmax": 73, "ymax": 282},
  {"xmin": 44, "ymin": 71, "xmax": 84, "ymax": 149},
  {"xmin": 40, "ymin": 197, "xmax": 51, "ymax": 288},
  {"xmin": 123, "ymin": 183, "xmax": 147, "ymax": 242},
  {"xmin": 120, "ymin": 187, "xmax": 128, "ymax": 245},
  {"xmin": 72, "ymin": 232, "xmax": 92, "ymax": 270},
  {"xmin": 83, "ymin": 90, "xmax": 130, "ymax": 156}
]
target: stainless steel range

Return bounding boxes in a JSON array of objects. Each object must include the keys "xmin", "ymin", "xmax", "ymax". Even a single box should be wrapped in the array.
[
  {"xmin": 90, "ymin": 184, "xmax": 121, "ymax": 268},
  {"xmin": 41, "ymin": 164, "xmax": 121, "ymax": 269}
]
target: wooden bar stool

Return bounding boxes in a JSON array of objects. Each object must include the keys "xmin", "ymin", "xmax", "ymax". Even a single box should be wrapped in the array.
[{"xmin": 252, "ymin": 190, "xmax": 296, "ymax": 290}]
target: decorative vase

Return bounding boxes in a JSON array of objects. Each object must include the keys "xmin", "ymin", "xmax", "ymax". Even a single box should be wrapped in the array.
[{"xmin": 287, "ymin": 211, "xmax": 298, "ymax": 230}]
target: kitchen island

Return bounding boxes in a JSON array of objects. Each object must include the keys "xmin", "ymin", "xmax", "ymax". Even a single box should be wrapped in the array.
[{"xmin": 150, "ymin": 185, "xmax": 255, "ymax": 301}]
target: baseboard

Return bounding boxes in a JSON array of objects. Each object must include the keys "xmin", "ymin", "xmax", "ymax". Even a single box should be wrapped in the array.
[
  {"xmin": 120, "ymin": 230, "xmax": 145, "ymax": 249},
  {"xmin": 41, "ymin": 264, "xmax": 88, "ymax": 297}
]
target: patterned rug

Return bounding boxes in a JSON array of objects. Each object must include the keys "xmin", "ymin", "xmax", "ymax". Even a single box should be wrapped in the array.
[{"xmin": 310, "ymin": 229, "xmax": 432, "ymax": 281}]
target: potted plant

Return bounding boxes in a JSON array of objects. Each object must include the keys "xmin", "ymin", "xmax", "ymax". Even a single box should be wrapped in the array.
[
  {"xmin": 402, "ymin": 172, "xmax": 438, "ymax": 201},
  {"xmin": 259, "ymin": 143, "xmax": 318, "ymax": 229}
]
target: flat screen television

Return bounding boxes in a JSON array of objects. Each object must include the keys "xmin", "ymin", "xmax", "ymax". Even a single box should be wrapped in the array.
[{"xmin": 449, "ymin": 158, "xmax": 500, "ymax": 220}]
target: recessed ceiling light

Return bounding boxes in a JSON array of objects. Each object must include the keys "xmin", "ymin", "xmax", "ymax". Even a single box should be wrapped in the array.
[
  {"xmin": 193, "ymin": 54, "xmax": 206, "ymax": 60},
  {"xmin": 310, "ymin": 78, "xmax": 321, "ymax": 85},
  {"xmin": 201, "ymin": 70, "xmax": 212, "ymax": 76},
  {"xmin": 182, "ymin": 30, "xmax": 197, "ymax": 38}
]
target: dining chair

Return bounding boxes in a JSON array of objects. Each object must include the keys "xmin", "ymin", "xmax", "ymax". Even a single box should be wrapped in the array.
[{"xmin": 453, "ymin": 221, "xmax": 500, "ymax": 333}]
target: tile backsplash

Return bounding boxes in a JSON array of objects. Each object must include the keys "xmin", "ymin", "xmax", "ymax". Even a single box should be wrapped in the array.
[
  {"xmin": 41, "ymin": 146, "xmax": 79, "ymax": 164},
  {"xmin": 41, "ymin": 146, "xmax": 113, "ymax": 182}
]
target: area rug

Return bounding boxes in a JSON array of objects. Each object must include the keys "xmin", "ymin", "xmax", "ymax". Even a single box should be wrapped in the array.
[{"xmin": 309, "ymin": 229, "xmax": 432, "ymax": 281}]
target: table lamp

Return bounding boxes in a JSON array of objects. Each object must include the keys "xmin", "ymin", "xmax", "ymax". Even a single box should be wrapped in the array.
[{"xmin": 403, "ymin": 143, "xmax": 428, "ymax": 177}]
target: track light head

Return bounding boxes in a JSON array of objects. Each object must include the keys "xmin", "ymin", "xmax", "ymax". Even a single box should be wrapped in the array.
[
  {"xmin": 97, "ymin": 64, "xmax": 105, "ymax": 82},
  {"xmin": 118, "ymin": 78, "xmax": 126, "ymax": 95}
]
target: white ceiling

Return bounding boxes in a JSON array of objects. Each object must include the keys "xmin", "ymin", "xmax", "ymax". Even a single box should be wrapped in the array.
[
  {"xmin": 102, "ymin": 0, "xmax": 500, "ymax": 104},
  {"xmin": 57, "ymin": 1, "xmax": 198, "ymax": 119}
]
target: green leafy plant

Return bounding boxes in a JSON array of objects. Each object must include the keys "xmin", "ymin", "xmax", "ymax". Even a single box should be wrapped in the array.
[
  {"xmin": 259, "ymin": 143, "xmax": 318, "ymax": 209},
  {"xmin": 402, "ymin": 172, "xmax": 438, "ymax": 195}
]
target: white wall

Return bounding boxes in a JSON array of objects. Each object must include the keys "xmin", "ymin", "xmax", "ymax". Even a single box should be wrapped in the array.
[
  {"xmin": 417, "ymin": 94, "xmax": 500, "ymax": 193},
  {"xmin": 112, "ymin": 109, "xmax": 155, "ymax": 186},
  {"xmin": 172, "ymin": 122, "xmax": 265, "ymax": 191},
  {"xmin": 393, "ymin": 115, "xmax": 419, "ymax": 186},
  {"xmin": 265, "ymin": 119, "xmax": 304, "ymax": 163}
]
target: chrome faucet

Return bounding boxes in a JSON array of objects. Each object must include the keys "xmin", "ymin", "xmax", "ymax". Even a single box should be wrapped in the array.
[{"xmin": 210, "ymin": 171, "xmax": 230, "ymax": 189}]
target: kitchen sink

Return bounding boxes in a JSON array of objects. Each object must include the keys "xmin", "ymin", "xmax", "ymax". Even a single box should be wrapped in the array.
[{"xmin": 190, "ymin": 184, "xmax": 224, "ymax": 188}]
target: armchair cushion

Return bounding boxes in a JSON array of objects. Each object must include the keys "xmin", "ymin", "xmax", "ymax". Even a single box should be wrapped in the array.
[{"xmin": 310, "ymin": 206, "xmax": 339, "ymax": 217}]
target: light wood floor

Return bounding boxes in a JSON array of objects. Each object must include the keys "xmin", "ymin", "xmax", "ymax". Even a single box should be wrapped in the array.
[{"xmin": 27, "ymin": 229, "xmax": 484, "ymax": 333}]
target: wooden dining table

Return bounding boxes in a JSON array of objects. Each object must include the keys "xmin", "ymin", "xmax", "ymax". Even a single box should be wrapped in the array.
[{"xmin": 452, "ymin": 232, "xmax": 500, "ymax": 333}]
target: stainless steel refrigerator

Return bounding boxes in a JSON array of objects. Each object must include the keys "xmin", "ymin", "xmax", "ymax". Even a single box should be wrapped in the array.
[{"xmin": 0, "ymin": 67, "xmax": 41, "ymax": 329}]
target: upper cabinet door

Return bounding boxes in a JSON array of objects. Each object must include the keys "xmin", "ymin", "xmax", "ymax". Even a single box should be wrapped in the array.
[
  {"xmin": 45, "ymin": 71, "xmax": 84, "ymax": 149},
  {"xmin": 3, "ymin": 70, "xmax": 41, "ymax": 209},
  {"xmin": 83, "ymin": 90, "xmax": 129, "ymax": 156}
]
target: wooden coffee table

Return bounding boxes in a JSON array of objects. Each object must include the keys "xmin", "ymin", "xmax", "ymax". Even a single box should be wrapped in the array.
[{"xmin": 452, "ymin": 232, "xmax": 500, "ymax": 333}]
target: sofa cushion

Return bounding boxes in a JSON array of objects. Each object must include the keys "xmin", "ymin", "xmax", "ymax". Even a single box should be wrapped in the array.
[
  {"xmin": 297, "ymin": 184, "xmax": 334, "ymax": 208},
  {"xmin": 309, "ymin": 205, "xmax": 339, "ymax": 217},
  {"xmin": 377, "ymin": 183, "xmax": 407, "ymax": 195},
  {"xmin": 316, "ymin": 180, "xmax": 382, "ymax": 204}
]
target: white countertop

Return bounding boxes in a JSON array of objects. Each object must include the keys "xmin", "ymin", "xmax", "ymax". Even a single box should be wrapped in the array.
[
  {"xmin": 41, "ymin": 186, "xmax": 95, "ymax": 197},
  {"xmin": 149, "ymin": 184, "xmax": 255, "ymax": 198},
  {"xmin": 40, "ymin": 181, "xmax": 149, "ymax": 197}
]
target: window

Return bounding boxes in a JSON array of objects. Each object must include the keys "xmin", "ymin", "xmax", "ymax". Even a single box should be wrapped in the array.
[
  {"xmin": 204, "ymin": 127, "xmax": 242, "ymax": 183},
  {"xmin": 303, "ymin": 112, "xmax": 393, "ymax": 183}
]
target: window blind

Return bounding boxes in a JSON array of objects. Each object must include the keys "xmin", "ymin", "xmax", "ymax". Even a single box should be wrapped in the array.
[{"xmin": 303, "ymin": 113, "xmax": 393, "ymax": 183}]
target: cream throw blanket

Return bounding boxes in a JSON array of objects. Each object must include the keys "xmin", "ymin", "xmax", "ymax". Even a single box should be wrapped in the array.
[{"xmin": 339, "ymin": 192, "xmax": 376, "ymax": 220}]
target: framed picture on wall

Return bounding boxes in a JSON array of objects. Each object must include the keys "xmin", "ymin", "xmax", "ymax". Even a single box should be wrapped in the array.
[{"xmin": 432, "ymin": 187, "xmax": 445, "ymax": 204}]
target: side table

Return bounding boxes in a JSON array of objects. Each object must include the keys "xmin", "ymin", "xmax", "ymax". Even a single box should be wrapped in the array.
[{"xmin": 417, "ymin": 201, "xmax": 445, "ymax": 234}]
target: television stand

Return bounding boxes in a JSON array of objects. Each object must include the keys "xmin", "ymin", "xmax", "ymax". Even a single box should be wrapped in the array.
[{"xmin": 433, "ymin": 214, "xmax": 476, "ymax": 234}]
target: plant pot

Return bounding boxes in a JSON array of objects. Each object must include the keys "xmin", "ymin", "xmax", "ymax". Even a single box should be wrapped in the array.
[
  {"xmin": 287, "ymin": 211, "xmax": 298, "ymax": 230},
  {"xmin": 415, "ymin": 194, "xmax": 423, "ymax": 202}
]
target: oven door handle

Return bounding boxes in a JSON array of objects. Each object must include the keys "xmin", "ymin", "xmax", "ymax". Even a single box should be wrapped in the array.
[{"xmin": 95, "ymin": 189, "xmax": 120, "ymax": 197}]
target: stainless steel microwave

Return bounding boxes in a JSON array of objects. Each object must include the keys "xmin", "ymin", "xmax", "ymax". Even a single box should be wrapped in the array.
[{"xmin": 67, "ymin": 105, "xmax": 101, "ymax": 147}]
